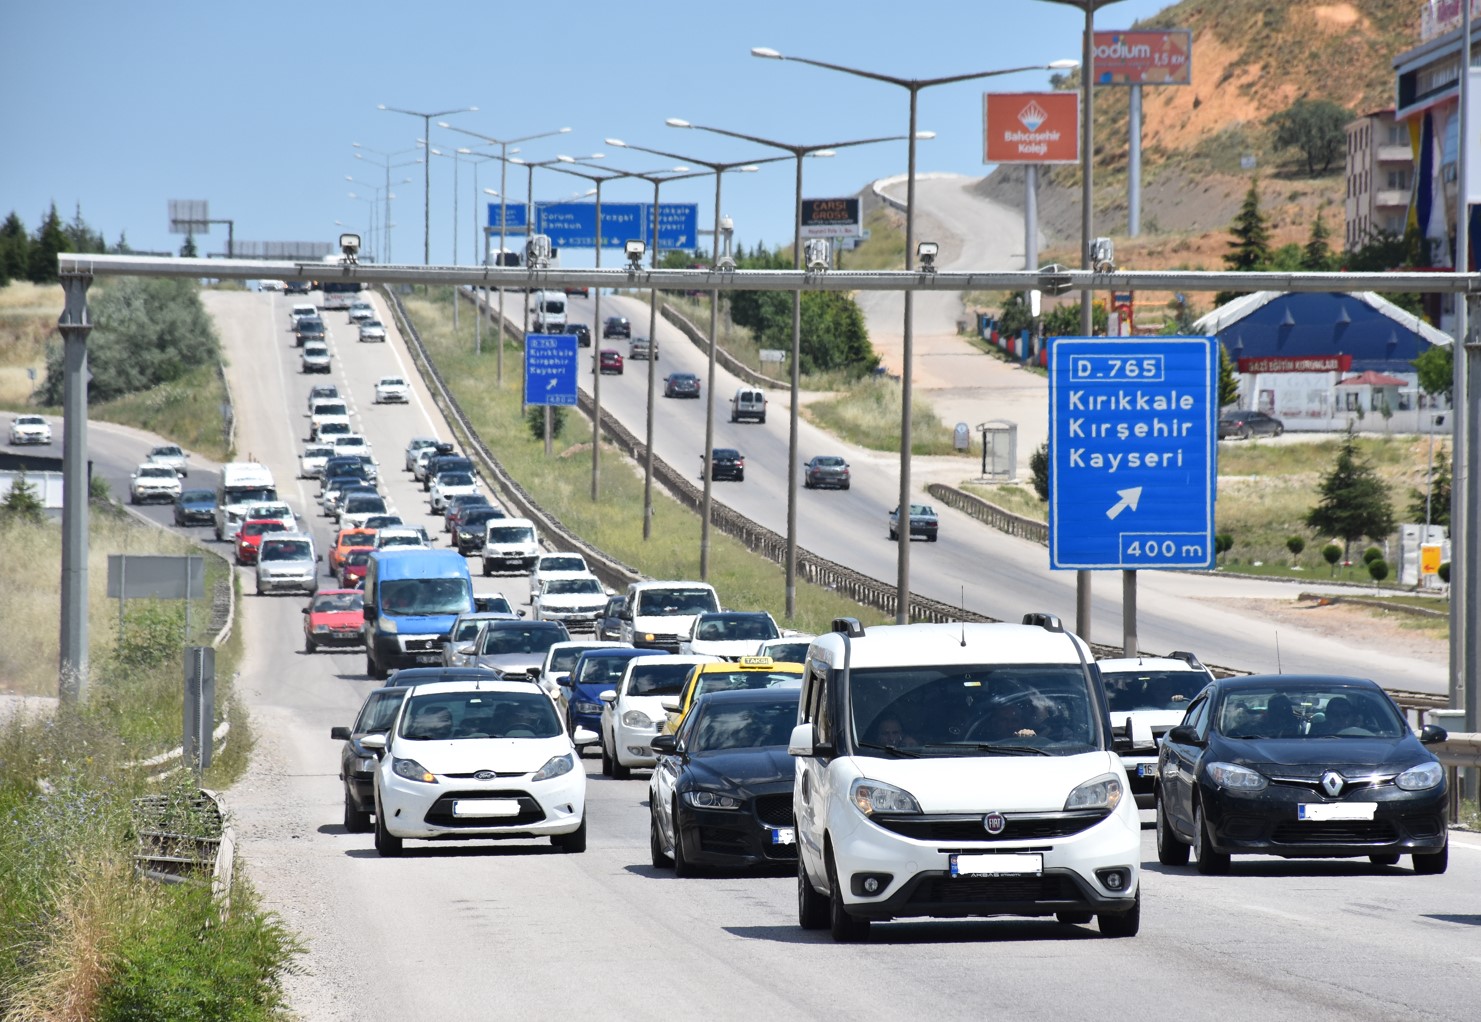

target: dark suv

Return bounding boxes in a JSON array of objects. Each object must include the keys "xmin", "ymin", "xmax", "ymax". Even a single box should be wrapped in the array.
[
  {"xmin": 1218, "ymin": 409, "xmax": 1284, "ymax": 440},
  {"xmin": 294, "ymin": 316, "xmax": 326, "ymax": 347},
  {"xmin": 602, "ymin": 316, "xmax": 631, "ymax": 339},
  {"xmin": 705, "ymin": 448, "xmax": 745, "ymax": 482}
]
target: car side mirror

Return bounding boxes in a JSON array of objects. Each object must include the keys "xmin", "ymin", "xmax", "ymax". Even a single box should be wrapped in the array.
[
  {"xmin": 359, "ymin": 733, "xmax": 387, "ymax": 751},
  {"xmin": 599, "ymin": 690, "xmax": 617, "ymax": 703},
  {"xmin": 572, "ymin": 727, "xmax": 600, "ymax": 746},
  {"xmin": 660, "ymin": 698, "xmax": 681, "ymax": 714},
  {"xmin": 650, "ymin": 734, "xmax": 679, "ymax": 756},
  {"xmin": 363, "ymin": 605, "xmax": 377, "ymax": 620},
  {"xmin": 302, "ymin": 607, "xmax": 310, "ymax": 615},
  {"xmin": 330, "ymin": 726, "xmax": 351, "ymax": 741},
  {"xmin": 1166, "ymin": 724, "xmax": 1201, "ymax": 745},
  {"xmin": 1419, "ymin": 723, "xmax": 1448, "ymax": 745},
  {"xmin": 788, "ymin": 722, "xmax": 818, "ymax": 757}
]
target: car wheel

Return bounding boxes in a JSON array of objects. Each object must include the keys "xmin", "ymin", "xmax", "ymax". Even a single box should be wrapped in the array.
[
  {"xmin": 1240, "ymin": 426, "xmax": 1252, "ymax": 440},
  {"xmin": 1097, "ymin": 890, "xmax": 1140, "ymax": 938},
  {"xmin": 482, "ymin": 560, "xmax": 493, "ymax": 577},
  {"xmin": 736, "ymin": 472, "xmax": 744, "ymax": 482},
  {"xmin": 611, "ymin": 753, "xmax": 631, "ymax": 781},
  {"xmin": 254, "ymin": 581, "xmax": 263, "ymax": 596},
  {"xmin": 927, "ymin": 533, "xmax": 937, "ymax": 542},
  {"xmin": 343, "ymin": 789, "xmax": 372, "ymax": 834},
  {"xmin": 650, "ymin": 808, "xmax": 672, "ymax": 868},
  {"xmin": 671, "ymin": 800, "xmax": 695, "ymax": 878},
  {"xmin": 1055, "ymin": 911, "xmax": 1093, "ymax": 925},
  {"xmin": 1193, "ymin": 802, "xmax": 1230, "ymax": 875},
  {"xmin": 1369, "ymin": 853, "xmax": 1401, "ymax": 866},
  {"xmin": 373, "ymin": 795, "xmax": 403, "ymax": 857},
  {"xmin": 888, "ymin": 529, "xmax": 897, "ymax": 541},
  {"xmin": 367, "ymin": 653, "xmax": 386, "ymax": 680},
  {"xmin": 1273, "ymin": 425, "xmax": 1284, "ymax": 437},
  {"xmin": 798, "ymin": 857, "xmax": 828, "ymax": 930},
  {"xmin": 304, "ymin": 635, "xmax": 316, "ymax": 655},
  {"xmin": 553, "ymin": 816, "xmax": 587, "ymax": 853},
  {"xmin": 600, "ymin": 739, "xmax": 613, "ymax": 777},
  {"xmin": 1413, "ymin": 844, "xmax": 1448, "ymax": 875},
  {"xmin": 842, "ymin": 482, "xmax": 849, "ymax": 490},
  {"xmin": 826, "ymin": 848, "xmax": 869, "ymax": 942},
  {"xmin": 1155, "ymin": 789, "xmax": 1191, "ymax": 866}
]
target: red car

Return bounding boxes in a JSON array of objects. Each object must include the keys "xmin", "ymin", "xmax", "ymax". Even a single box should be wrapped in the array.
[
  {"xmin": 339, "ymin": 548, "xmax": 371, "ymax": 589},
  {"xmin": 599, "ymin": 349, "xmax": 624, "ymax": 375},
  {"xmin": 302, "ymin": 588, "xmax": 365, "ymax": 653},
  {"xmin": 236, "ymin": 518, "xmax": 289, "ymax": 565}
]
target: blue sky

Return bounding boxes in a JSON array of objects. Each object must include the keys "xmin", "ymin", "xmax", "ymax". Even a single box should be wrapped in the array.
[{"xmin": 1, "ymin": 0, "xmax": 1172, "ymax": 268}]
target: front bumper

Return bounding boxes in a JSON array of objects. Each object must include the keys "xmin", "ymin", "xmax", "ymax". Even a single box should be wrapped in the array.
[
  {"xmin": 1200, "ymin": 780, "xmax": 1449, "ymax": 858},
  {"xmin": 1123, "ymin": 756, "xmax": 1158, "ymax": 809},
  {"xmin": 371, "ymin": 632, "xmax": 448, "ymax": 669},
  {"xmin": 677, "ymin": 791, "xmax": 797, "ymax": 868},
  {"xmin": 613, "ymin": 718, "xmax": 666, "ymax": 768},
  {"xmin": 377, "ymin": 768, "xmax": 584, "ymax": 840},
  {"xmin": 309, "ymin": 625, "xmax": 364, "ymax": 648},
  {"xmin": 10, "ymin": 433, "xmax": 50, "ymax": 445},
  {"xmin": 133, "ymin": 488, "xmax": 180, "ymax": 504},
  {"xmin": 257, "ymin": 571, "xmax": 316, "ymax": 594},
  {"xmin": 483, "ymin": 552, "xmax": 537, "ymax": 574}
]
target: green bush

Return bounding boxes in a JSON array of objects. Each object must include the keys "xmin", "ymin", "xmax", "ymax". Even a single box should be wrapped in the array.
[
  {"xmin": 1285, "ymin": 536, "xmax": 1305, "ymax": 557},
  {"xmin": 1439, "ymin": 561, "xmax": 1451, "ymax": 583},
  {"xmin": 1029, "ymin": 442, "xmax": 1049, "ymax": 502},
  {"xmin": 525, "ymin": 405, "xmax": 567, "ymax": 442},
  {"xmin": 1322, "ymin": 543, "xmax": 1342, "ymax": 574},
  {"xmin": 1367, "ymin": 558, "xmax": 1389, "ymax": 583},
  {"xmin": 1361, "ymin": 546, "xmax": 1383, "ymax": 565},
  {"xmin": 112, "ymin": 600, "xmax": 186, "ymax": 672}
]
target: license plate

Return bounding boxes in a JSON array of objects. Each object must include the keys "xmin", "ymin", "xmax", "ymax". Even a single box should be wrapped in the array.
[
  {"xmin": 452, "ymin": 799, "xmax": 520, "ymax": 818},
  {"xmin": 951, "ymin": 853, "xmax": 1043, "ymax": 877},
  {"xmin": 770, "ymin": 827, "xmax": 795, "ymax": 846},
  {"xmin": 415, "ymin": 654, "xmax": 440, "ymax": 664},
  {"xmin": 1298, "ymin": 802, "xmax": 1376, "ymax": 822},
  {"xmin": 1136, "ymin": 763, "xmax": 1157, "ymax": 777}
]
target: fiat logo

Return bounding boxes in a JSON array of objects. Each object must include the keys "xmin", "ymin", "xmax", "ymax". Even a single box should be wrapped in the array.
[
  {"xmin": 474, "ymin": 770, "xmax": 496, "ymax": 781},
  {"xmin": 983, "ymin": 812, "xmax": 1007, "ymax": 835}
]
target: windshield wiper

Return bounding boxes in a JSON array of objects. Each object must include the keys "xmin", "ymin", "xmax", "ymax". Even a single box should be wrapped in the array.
[
  {"xmin": 925, "ymin": 742, "xmax": 1050, "ymax": 756},
  {"xmin": 855, "ymin": 741, "xmax": 922, "ymax": 758}
]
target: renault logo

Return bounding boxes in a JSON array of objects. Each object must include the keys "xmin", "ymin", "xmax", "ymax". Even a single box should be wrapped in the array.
[
  {"xmin": 475, "ymin": 770, "xmax": 496, "ymax": 781},
  {"xmin": 1320, "ymin": 771, "xmax": 1345, "ymax": 797},
  {"xmin": 983, "ymin": 812, "xmax": 1007, "ymax": 835}
]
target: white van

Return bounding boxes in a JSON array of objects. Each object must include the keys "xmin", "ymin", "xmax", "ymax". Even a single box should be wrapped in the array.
[
  {"xmin": 618, "ymin": 580, "xmax": 721, "ymax": 653},
  {"xmin": 482, "ymin": 517, "xmax": 540, "ymax": 576},
  {"xmin": 730, "ymin": 387, "xmax": 767, "ymax": 424},
  {"xmin": 214, "ymin": 462, "xmax": 278, "ymax": 541},
  {"xmin": 790, "ymin": 615, "xmax": 1142, "ymax": 942},
  {"xmin": 530, "ymin": 290, "xmax": 567, "ymax": 332}
]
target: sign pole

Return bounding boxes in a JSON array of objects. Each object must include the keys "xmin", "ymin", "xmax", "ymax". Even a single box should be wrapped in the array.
[{"xmin": 1122, "ymin": 569, "xmax": 1137, "ymax": 655}]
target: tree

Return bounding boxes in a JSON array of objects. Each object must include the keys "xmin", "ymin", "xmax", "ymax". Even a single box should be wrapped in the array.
[
  {"xmin": 180, "ymin": 233, "xmax": 198, "ymax": 258},
  {"xmin": 1305, "ymin": 429, "xmax": 1396, "ymax": 559},
  {"xmin": 1268, "ymin": 98, "xmax": 1350, "ymax": 176},
  {"xmin": 27, "ymin": 202, "xmax": 67, "ymax": 284},
  {"xmin": 1322, "ymin": 543, "xmax": 1342, "ymax": 575},
  {"xmin": 1300, "ymin": 209, "xmax": 1334, "ymax": 271},
  {"xmin": 1412, "ymin": 344, "xmax": 1453, "ymax": 403},
  {"xmin": 0, "ymin": 211, "xmax": 28, "ymax": 285},
  {"xmin": 1218, "ymin": 343, "xmax": 1240, "ymax": 407},
  {"xmin": 0, "ymin": 473, "xmax": 45, "ymax": 525},
  {"xmin": 64, "ymin": 203, "xmax": 105, "ymax": 255},
  {"xmin": 1343, "ymin": 226, "xmax": 1423, "ymax": 315},
  {"xmin": 1215, "ymin": 179, "xmax": 1271, "ymax": 306},
  {"xmin": 1029, "ymin": 442, "xmax": 1049, "ymax": 502},
  {"xmin": 1408, "ymin": 456, "xmax": 1451, "ymax": 528}
]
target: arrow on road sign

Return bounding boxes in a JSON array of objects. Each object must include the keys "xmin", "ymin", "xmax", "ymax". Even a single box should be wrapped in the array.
[
  {"xmin": 1105, "ymin": 487, "xmax": 1142, "ymax": 520},
  {"xmin": 546, "ymin": 377, "xmax": 558, "ymax": 390}
]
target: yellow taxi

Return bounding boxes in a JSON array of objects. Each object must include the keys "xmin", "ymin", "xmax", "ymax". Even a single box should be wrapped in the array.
[{"xmin": 661, "ymin": 656, "xmax": 804, "ymax": 734}]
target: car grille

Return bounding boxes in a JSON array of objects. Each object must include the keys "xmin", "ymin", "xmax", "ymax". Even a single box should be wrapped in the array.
[
  {"xmin": 423, "ymin": 789, "xmax": 545, "ymax": 828},
  {"xmin": 637, "ymin": 634, "xmax": 682, "ymax": 652},
  {"xmin": 1270, "ymin": 820, "xmax": 1400, "ymax": 845},
  {"xmin": 754, "ymin": 794, "xmax": 794, "ymax": 827},
  {"xmin": 909, "ymin": 874, "xmax": 1081, "ymax": 905},
  {"xmin": 872, "ymin": 810, "xmax": 1108, "ymax": 843},
  {"xmin": 402, "ymin": 638, "xmax": 444, "ymax": 654}
]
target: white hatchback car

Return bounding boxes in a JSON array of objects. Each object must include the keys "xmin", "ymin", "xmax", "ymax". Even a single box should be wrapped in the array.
[
  {"xmin": 531, "ymin": 576, "xmax": 609, "ymax": 632},
  {"xmin": 598, "ymin": 654, "xmax": 720, "ymax": 779},
  {"xmin": 359, "ymin": 680, "xmax": 597, "ymax": 856},
  {"xmin": 528, "ymin": 552, "xmax": 593, "ymax": 604},
  {"xmin": 129, "ymin": 462, "xmax": 181, "ymax": 504},
  {"xmin": 145, "ymin": 443, "xmax": 189, "ymax": 477},
  {"xmin": 358, "ymin": 319, "xmax": 387, "ymax": 343},
  {"xmin": 301, "ymin": 342, "xmax": 332, "ymax": 374},
  {"xmin": 8, "ymin": 415, "xmax": 52, "ymax": 445},
  {"xmin": 299, "ymin": 444, "xmax": 335, "ymax": 479},
  {"xmin": 429, "ymin": 471, "xmax": 480, "ymax": 513},
  {"xmin": 374, "ymin": 376, "xmax": 410, "ymax": 404}
]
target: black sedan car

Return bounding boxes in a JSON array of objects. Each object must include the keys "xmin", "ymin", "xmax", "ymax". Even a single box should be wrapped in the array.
[
  {"xmin": 649, "ymin": 688, "xmax": 802, "ymax": 875},
  {"xmin": 1218, "ymin": 408, "xmax": 1284, "ymax": 439},
  {"xmin": 602, "ymin": 315, "xmax": 631, "ymax": 339},
  {"xmin": 1155, "ymin": 674, "xmax": 1449, "ymax": 875},
  {"xmin": 173, "ymin": 487, "xmax": 217, "ymax": 526},
  {"xmin": 563, "ymin": 322, "xmax": 592, "ymax": 347},
  {"xmin": 704, "ymin": 448, "xmax": 745, "ymax": 482},
  {"xmin": 803, "ymin": 455, "xmax": 850, "ymax": 490},
  {"xmin": 663, "ymin": 372, "xmax": 701, "ymax": 398}
]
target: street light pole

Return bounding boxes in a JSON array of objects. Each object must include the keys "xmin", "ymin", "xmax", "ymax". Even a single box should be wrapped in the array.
[
  {"xmin": 751, "ymin": 49, "xmax": 1077, "ymax": 623},
  {"xmin": 352, "ymin": 143, "xmax": 421, "ymax": 263},
  {"xmin": 377, "ymin": 104, "xmax": 478, "ymax": 265},
  {"xmin": 511, "ymin": 153, "xmax": 605, "ymax": 356},
  {"xmin": 670, "ymin": 118, "xmax": 917, "ymax": 619},
  {"xmin": 607, "ymin": 136, "xmax": 788, "ymax": 578}
]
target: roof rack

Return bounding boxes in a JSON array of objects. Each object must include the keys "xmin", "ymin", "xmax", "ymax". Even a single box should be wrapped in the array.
[
  {"xmin": 831, "ymin": 617, "xmax": 865, "ymax": 638},
  {"xmin": 1021, "ymin": 612, "xmax": 1064, "ymax": 633}
]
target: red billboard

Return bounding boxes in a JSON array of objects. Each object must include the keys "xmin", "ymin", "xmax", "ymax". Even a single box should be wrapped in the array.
[
  {"xmin": 1092, "ymin": 30, "xmax": 1192, "ymax": 86},
  {"xmin": 983, "ymin": 92, "xmax": 1080, "ymax": 165},
  {"xmin": 1237, "ymin": 355, "xmax": 1353, "ymax": 374}
]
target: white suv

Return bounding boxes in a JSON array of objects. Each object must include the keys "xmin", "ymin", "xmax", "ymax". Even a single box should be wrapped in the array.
[
  {"xmin": 790, "ymin": 615, "xmax": 1141, "ymax": 942},
  {"xmin": 129, "ymin": 462, "xmax": 181, "ymax": 504},
  {"xmin": 1095, "ymin": 652, "xmax": 1216, "ymax": 810}
]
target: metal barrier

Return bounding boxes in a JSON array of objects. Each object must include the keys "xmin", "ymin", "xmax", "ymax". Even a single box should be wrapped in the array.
[
  {"xmin": 927, "ymin": 482, "xmax": 1048, "ymax": 546},
  {"xmin": 659, "ymin": 303, "xmax": 785, "ymax": 391},
  {"xmin": 1434, "ymin": 733, "xmax": 1481, "ymax": 818}
]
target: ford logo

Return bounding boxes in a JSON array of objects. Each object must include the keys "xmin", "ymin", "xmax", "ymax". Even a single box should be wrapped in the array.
[
  {"xmin": 474, "ymin": 770, "xmax": 496, "ymax": 781},
  {"xmin": 983, "ymin": 812, "xmax": 1007, "ymax": 835}
]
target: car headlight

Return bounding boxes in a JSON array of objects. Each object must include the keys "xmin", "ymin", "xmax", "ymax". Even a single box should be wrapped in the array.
[
  {"xmin": 1064, "ymin": 772, "xmax": 1124, "ymax": 811},
  {"xmin": 1205, "ymin": 761, "xmax": 1268, "ymax": 792},
  {"xmin": 850, "ymin": 778, "xmax": 921, "ymax": 816},
  {"xmin": 683, "ymin": 790, "xmax": 742, "ymax": 810},
  {"xmin": 532, "ymin": 754, "xmax": 575, "ymax": 782},
  {"xmin": 379, "ymin": 617, "xmax": 399, "ymax": 633},
  {"xmin": 622, "ymin": 710, "xmax": 655, "ymax": 728},
  {"xmin": 573, "ymin": 700, "xmax": 602, "ymax": 714},
  {"xmin": 1395, "ymin": 761, "xmax": 1444, "ymax": 791},
  {"xmin": 392, "ymin": 757, "xmax": 436, "ymax": 783}
]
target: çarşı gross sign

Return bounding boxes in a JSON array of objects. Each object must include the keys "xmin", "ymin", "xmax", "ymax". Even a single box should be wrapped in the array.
[
  {"xmin": 983, "ymin": 92, "xmax": 1080, "ymax": 165},
  {"xmin": 800, "ymin": 198, "xmax": 861, "ymax": 239},
  {"xmin": 1092, "ymin": 30, "xmax": 1192, "ymax": 86}
]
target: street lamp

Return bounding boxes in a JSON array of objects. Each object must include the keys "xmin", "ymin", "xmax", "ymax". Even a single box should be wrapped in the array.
[
  {"xmin": 377, "ymin": 103, "xmax": 478, "ymax": 264},
  {"xmin": 345, "ymin": 193, "xmax": 378, "ymax": 262},
  {"xmin": 669, "ymin": 117, "xmax": 919, "ymax": 619},
  {"xmin": 476, "ymin": 186, "xmax": 501, "ymax": 356},
  {"xmin": 352, "ymin": 143, "xmax": 421, "ymax": 263},
  {"xmin": 607, "ymin": 135, "xmax": 789, "ymax": 579},
  {"xmin": 752, "ymin": 47, "xmax": 1078, "ymax": 625},
  {"xmin": 428, "ymin": 145, "xmax": 497, "ymax": 327}
]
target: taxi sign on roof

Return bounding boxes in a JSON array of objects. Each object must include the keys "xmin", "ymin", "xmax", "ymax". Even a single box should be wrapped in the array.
[{"xmin": 737, "ymin": 656, "xmax": 774, "ymax": 667}]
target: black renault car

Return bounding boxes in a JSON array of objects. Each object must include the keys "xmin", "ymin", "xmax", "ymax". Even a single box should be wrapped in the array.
[
  {"xmin": 1155, "ymin": 674, "xmax": 1449, "ymax": 875},
  {"xmin": 705, "ymin": 448, "xmax": 744, "ymax": 482},
  {"xmin": 648, "ymin": 688, "xmax": 802, "ymax": 874}
]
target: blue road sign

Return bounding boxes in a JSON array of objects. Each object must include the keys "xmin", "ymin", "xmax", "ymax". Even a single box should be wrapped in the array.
[
  {"xmin": 1048, "ymin": 336, "xmax": 1217, "ymax": 570},
  {"xmin": 522, "ymin": 201, "xmax": 699, "ymax": 250},
  {"xmin": 524, "ymin": 333, "xmax": 579, "ymax": 407},
  {"xmin": 487, "ymin": 203, "xmax": 529, "ymax": 231}
]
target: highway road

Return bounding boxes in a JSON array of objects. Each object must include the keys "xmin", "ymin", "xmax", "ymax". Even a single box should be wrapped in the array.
[{"xmin": 177, "ymin": 287, "xmax": 1480, "ymax": 1020}]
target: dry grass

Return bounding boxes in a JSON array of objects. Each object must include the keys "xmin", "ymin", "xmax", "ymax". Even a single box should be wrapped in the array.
[
  {"xmin": 960, "ymin": 483, "xmax": 1047, "ymax": 523},
  {"xmin": 804, "ymin": 376, "xmax": 964, "ymax": 456},
  {"xmin": 0, "ymin": 282, "xmax": 59, "ymax": 408}
]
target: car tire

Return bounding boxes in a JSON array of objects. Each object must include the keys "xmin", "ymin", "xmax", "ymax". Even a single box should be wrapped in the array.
[
  {"xmin": 1369, "ymin": 853, "xmax": 1401, "ymax": 866},
  {"xmin": 1193, "ymin": 803, "xmax": 1230, "ymax": 875},
  {"xmin": 254, "ymin": 581, "xmax": 263, "ymax": 596},
  {"xmin": 1240, "ymin": 426, "xmax": 1252, "ymax": 440},
  {"xmin": 842, "ymin": 482, "xmax": 849, "ymax": 490},
  {"xmin": 736, "ymin": 471, "xmax": 744, "ymax": 482},
  {"xmin": 650, "ymin": 809, "xmax": 672, "ymax": 868},
  {"xmin": 482, "ymin": 560, "xmax": 493, "ymax": 577},
  {"xmin": 600, "ymin": 739, "xmax": 613, "ymax": 777},
  {"xmin": 1273, "ymin": 425, "xmax": 1284, "ymax": 437},
  {"xmin": 343, "ymin": 790, "xmax": 371, "ymax": 834},
  {"xmin": 798, "ymin": 858, "xmax": 828, "ymax": 930},
  {"xmin": 671, "ymin": 800, "xmax": 695, "ymax": 878},
  {"xmin": 1155, "ymin": 789, "xmax": 1191, "ymax": 866},
  {"xmin": 367, "ymin": 653, "xmax": 386, "ymax": 680},
  {"xmin": 888, "ymin": 529, "xmax": 897, "ymax": 541},
  {"xmin": 927, "ymin": 533, "xmax": 937, "ymax": 542},
  {"xmin": 553, "ymin": 816, "xmax": 587, "ymax": 853},
  {"xmin": 826, "ymin": 849, "xmax": 869, "ymax": 942},
  {"xmin": 611, "ymin": 754, "xmax": 631, "ymax": 781},
  {"xmin": 304, "ymin": 635, "xmax": 316, "ymax": 655},
  {"xmin": 1413, "ymin": 845, "xmax": 1448, "ymax": 875},
  {"xmin": 1055, "ymin": 911, "xmax": 1093, "ymax": 925},
  {"xmin": 1097, "ymin": 890, "xmax": 1140, "ymax": 938},
  {"xmin": 373, "ymin": 795, "xmax": 403, "ymax": 857}
]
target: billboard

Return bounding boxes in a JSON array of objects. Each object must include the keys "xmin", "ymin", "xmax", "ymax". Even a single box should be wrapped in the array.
[
  {"xmin": 800, "ymin": 197, "xmax": 862, "ymax": 239},
  {"xmin": 1092, "ymin": 30, "xmax": 1193, "ymax": 86},
  {"xmin": 983, "ymin": 92, "xmax": 1080, "ymax": 164}
]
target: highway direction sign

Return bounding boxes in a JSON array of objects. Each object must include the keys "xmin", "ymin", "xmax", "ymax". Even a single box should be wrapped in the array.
[
  {"xmin": 523, "ymin": 333, "xmax": 578, "ymax": 407},
  {"xmin": 1048, "ymin": 336, "xmax": 1217, "ymax": 570},
  {"xmin": 487, "ymin": 203, "xmax": 529, "ymax": 231}
]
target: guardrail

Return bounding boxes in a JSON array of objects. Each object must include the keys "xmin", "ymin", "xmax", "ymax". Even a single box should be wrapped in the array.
[
  {"xmin": 659, "ymin": 303, "xmax": 785, "ymax": 391},
  {"xmin": 927, "ymin": 482, "xmax": 1048, "ymax": 546},
  {"xmin": 1433, "ymin": 734, "xmax": 1481, "ymax": 818}
]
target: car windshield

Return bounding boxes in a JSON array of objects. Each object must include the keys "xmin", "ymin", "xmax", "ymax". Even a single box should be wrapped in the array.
[
  {"xmin": 380, "ymin": 378, "xmax": 405, "ymax": 387},
  {"xmin": 399, "ymin": 690, "xmax": 561, "ymax": 741},
  {"xmin": 379, "ymin": 578, "xmax": 471, "ymax": 615},
  {"xmin": 540, "ymin": 557, "xmax": 586, "ymax": 572},
  {"xmin": 353, "ymin": 691, "xmax": 405, "ymax": 735},
  {"xmin": 180, "ymin": 489, "xmax": 214, "ymax": 503},
  {"xmin": 462, "ymin": 509, "xmax": 503, "ymax": 527},
  {"xmin": 477, "ymin": 624, "xmax": 567, "ymax": 657},
  {"xmin": 344, "ymin": 550, "xmax": 371, "ymax": 567},
  {"xmin": 1103, "ymin": 669, "xmax": 1207, "ymax": 712},
  {"xmin": 625, "ymin": 661, "xmax": 697, "ymax": 698},
  {"xmin": 261, "ymin": 540, "xmax": 312, "ymax": 562},
  {"xmin": 242, "ymin": 521, "xmax": 287, "ymax": 537},
  {"xmin": 1216, "ymin": 686, "xmax": 1406, "ymax": 739},
  {"xmin": 313, "ymin": 403, "xmax": 348, "ymax": 416},
  {"xmin": 437, "ymin": 473, "xmax": 474, "ymax": 487},
  {"xmin": 687, "ymin": 700, "xmax": 800, "ymax": 751},
  {"xmin": 696, "ymin": 670, "xmax": 801, "ymax": 697},
  {"xmin": 152, "ymin": 446, "xmax": 182, "ymax": 457},
  {"xmin": 224, "ymin": 486, "xmax": 275, "ymax": 505},
  {"xmin": 488, "ymin": 526, "xmax": 534, "ymax": 543},
  {"xmin": 548, "ymin": 645, "xmax": 603, "ymax": 674},
  {"xmin": 17, "ymin": 416, "xmax": 44, "ymax": 426},
  {"xmin": 304, "ymin": 446, "xmax": 332, "ymax": 459},
  {"xmin": 761, "ymin": 642, "xmax": 810, "ymax": 662},
  {"xmin": 474, "ymin": 595, "xmax": 513, "ymax": 613},
  {"xmin": 379, "ymin": 534, "xmax": 422, "ymax": 548},
  {"xmin": 313, "ymin": 592, "xmax": 363, "ymax": 613},
  {"xmin": 545, "ymin": 578, "xmax": 601, "ymax": 596},
  {"xmin": 848, "ymin": 664, "xmax": 1098, "ymax": 757},
  {"xmin": 635, "ymin": 588, "xmax": 719, "ymax": 617},
  {"xmin": 364, "ymin": 320, "xmax": 383, "ymax": 329},
  {"xmin": 364, "ymin": 516, "xmax": 402, "ymax": 530},
  {"xmin": 318, "ymin": 423, "xmax": 350, "ymax": 436},
  {"xmin": 139, "ymin": 466, "xmax": 175, "ymax": 478},
  {"xmin": 696, "ymin": 614, "xmax": 778, "ymax": 641},
  {"xmin": 452, "ymin": 617, "xmax": 495, "ymax": 643},
  {"xmin": 575, "ymin": 654, "xmax": 649, "ymax": 685},
  {"xmin": 344, "ymin": 496, "xmax": 385, "ymax": 512}
]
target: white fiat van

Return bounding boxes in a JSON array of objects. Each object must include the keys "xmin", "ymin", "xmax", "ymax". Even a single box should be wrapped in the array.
[{"xmin": 730, "ymin": 387, "xmax": 766, "ymax": 424}]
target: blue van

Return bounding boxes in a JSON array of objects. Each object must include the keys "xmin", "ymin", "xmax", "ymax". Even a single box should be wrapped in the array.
[{"xmin": 363, "ymin": 549, "xmax": 474, "ymax": 679}]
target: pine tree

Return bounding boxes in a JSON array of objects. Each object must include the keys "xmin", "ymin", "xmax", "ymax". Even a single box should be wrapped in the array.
[
  {"xmin": 0, "ymin": 473, "xmax": 45, "ymax": 525},
  {"xmin": 1301, "ymin": 209, "xmax": 1333, "ymax": 271},
  {"xmin": 1216, "ymin": 179, "xmax": 1271, "ymax": 306},
  {"xmin": 1305, "ymin": 429, "xmax": 1396, "ymax": 558},
  {"xmin": 64, "ymin": 203, "xmax": 105, "ymax": 254},
  {"xmin": 180, "ymin": 233, "xmax": 198, "ymax": 258},
  {"xmin": 0, "ymin": 211, "xmax": 28, "ymax": 285},
  {"xmin": 1218, "ymin": 343, "xmax": 1240, "ymax": 407},
  {"xmin": 27, "ymin": 202, "xmax": 67, "ymax": 284}
]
